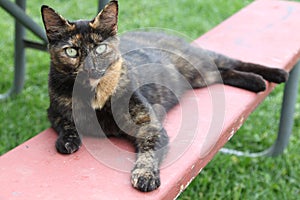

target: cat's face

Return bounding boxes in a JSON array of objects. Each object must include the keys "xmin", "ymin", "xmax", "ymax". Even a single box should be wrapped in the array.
[{"xmin": 41, "ymin": 1, "xmax": 120, "ymax": 82}]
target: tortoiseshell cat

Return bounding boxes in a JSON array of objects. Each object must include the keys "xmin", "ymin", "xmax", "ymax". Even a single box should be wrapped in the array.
[{"xmin": 41, "ymin": 1, "xmax": 288, "ymax": 192}]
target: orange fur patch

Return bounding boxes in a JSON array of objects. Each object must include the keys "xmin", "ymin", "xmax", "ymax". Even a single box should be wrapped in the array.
[{"xmin": 91, "ymin": 59, "xmax": 123, "ymax": 109}]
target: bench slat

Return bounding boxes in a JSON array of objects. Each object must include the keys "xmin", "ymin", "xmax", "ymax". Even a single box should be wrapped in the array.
[{"xmin": 1, "ymin": 1, "xmax": 300, "ymax": 199}]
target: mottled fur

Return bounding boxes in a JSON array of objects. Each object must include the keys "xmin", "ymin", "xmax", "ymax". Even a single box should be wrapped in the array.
[{"xmin": 41, "ymin": 1, "xmax": 288, "ymax": 192}]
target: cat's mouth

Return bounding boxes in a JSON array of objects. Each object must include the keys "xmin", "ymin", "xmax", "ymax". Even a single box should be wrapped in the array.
[
  {"xmin": 84, "ymin": 69, "xmax": 106, "ymax": 88},
  {"xmin": 89, "ymin": 78, "xmax": 101, "ymax": 88}
]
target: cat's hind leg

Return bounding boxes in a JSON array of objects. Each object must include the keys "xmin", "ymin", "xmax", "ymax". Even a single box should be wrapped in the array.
[
  {"xmin": 205, "ymin": 49, "xmax": 288, "ymax": 86},
  {"xmin": 220, "ymin": 69, "xmax": 267, "ymax": 92},
  {"xmin": 232, "ymin": 62, "xmax": 288, "ymax": 84}
]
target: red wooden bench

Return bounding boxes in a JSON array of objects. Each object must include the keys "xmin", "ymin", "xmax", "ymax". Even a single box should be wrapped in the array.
[{"xmin": 1, "ymin": 0, "xmax": 300, "ymax": 199}]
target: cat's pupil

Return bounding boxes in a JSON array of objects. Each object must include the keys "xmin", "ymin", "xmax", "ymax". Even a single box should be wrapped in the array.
[
  {"xmin": 65, "ymin": 47, "xmax": 78, "ymax": 58},
  {"xmin": 95, "ymin": 44, "xmax": 107, "ymax": 55}
]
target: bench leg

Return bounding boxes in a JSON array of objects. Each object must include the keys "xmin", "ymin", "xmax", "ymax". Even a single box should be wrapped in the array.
[
  {"xmin": 0, "ymin": 0, "xmax": 26, "ymax": 100},
  {"xmin": 221, "ymin": 61, "xmax": 300, "ymax": 157},
  {"xmin": 264, "ymin": 61, "xmax": 300, "ymax": 156},
  {"xmin": 98, "ymin": 0, "xmax": 110, "ymax": 11}
]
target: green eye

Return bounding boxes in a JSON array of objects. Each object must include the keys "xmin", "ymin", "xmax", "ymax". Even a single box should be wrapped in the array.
[
  {"xmin": 65, "ymin": 47, "xmax": 78, "ymax": 58},
  {"xmin": 95, "ymin": 44, "xmax": 107, "ymax": 55}
]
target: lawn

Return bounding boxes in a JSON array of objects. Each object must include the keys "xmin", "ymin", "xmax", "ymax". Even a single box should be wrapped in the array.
[{"xmin": 0, "ymin": 0, "xmax": 299, "ymax": 199}]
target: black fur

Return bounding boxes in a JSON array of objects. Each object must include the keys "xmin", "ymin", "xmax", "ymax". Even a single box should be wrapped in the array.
[{"xmin": 41, "ymin": 1, "xmax": 288, "ymax": 192}]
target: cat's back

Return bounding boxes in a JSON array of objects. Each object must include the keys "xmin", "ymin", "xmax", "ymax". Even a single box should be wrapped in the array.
[
  {"xmin": 119, "ymin": 31, "xmax": 194, "ymax": 74},
  {"xmin": 120, "ymin": 31, "xmax": 187, "ymax": 49}
]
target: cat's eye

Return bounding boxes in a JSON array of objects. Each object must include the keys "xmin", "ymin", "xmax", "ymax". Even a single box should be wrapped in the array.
[
  {"xmin": 65, "ymin": 47, "xmax": 78, "ymax": 58},
  {"xmin": 95, "ymin": 44, "xmax": 107, "ymax": 55}
]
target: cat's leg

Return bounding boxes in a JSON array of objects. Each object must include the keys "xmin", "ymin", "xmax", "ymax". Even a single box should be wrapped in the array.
[
  {"xmin": 178, "ymin": 45, "xmax": 287, "ymax": 91},
  {"xmin": 131, "ymin": 124, "xmax": 169, "ymax": 192},
  {"xmin": 126, "ymin": 93, "xmax": 169, "ymax": 192},
  {"xmin": 48, "ymin": 109, "xmax": 81, "ymax": 154},
  {"xmin": 207, "ymin": 51, "xmax": 288, "ymax": 84},
  {"xmin": 54, "ymin": 119, "xmax": 82, "ymax": 154},
  {"xmin": 204, "ymin": 49, "xmax": 288, "ymax": 85},
  {"xmin": 218, "ymin": 61, "xmax": 288, "ymax": 93},
  {"xmin": 220, "ymin": 69, "xmax": 267, "ymax": 92},
  {"xmin": 232, "ymin": 62, "xmax": 288, "ymax": 84}
]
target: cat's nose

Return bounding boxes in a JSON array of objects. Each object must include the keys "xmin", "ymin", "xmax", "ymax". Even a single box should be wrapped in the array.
[{"xmin": 83, "ymin": 55, "xmax": 106, "ymax": 79}]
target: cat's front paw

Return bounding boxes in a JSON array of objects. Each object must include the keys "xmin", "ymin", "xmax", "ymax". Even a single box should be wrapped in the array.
[
  {"xmin": 55, "ymin": 135, "xmax": 81, "ymax": 154},
  {"xmin": 131, "ymin": 167, "xmax": 160, "ymax": 192}
]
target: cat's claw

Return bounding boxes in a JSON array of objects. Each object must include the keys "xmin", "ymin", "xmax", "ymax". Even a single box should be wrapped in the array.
[
  {"xmin": 64, "ymin": 142, "xmax": 79, "ymax": 154},
  {"xmin": 55, "ymin": 137, "xmax": 81, "ymax": 154},
  {"xmin": 131, "ymin": 168, "xmax": 160, "ymax": 192}
]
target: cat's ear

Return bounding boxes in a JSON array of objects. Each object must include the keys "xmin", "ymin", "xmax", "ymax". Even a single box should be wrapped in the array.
[
  {"xmin": 41, "ymin": 5, "xmax": 75, "ymax": 42},
  {"xmin": 90, "ymin": 1, "xmax": 118, "ymax": 36}
]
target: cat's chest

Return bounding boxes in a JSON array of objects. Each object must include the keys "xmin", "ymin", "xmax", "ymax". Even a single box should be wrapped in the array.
[
  {"xmin": 95, "ymin": 101, "xmax": 122, "ymax": 136},
  {"xmin": 91, "ymin": 59, "xmax": 123, "ymax": 110}
]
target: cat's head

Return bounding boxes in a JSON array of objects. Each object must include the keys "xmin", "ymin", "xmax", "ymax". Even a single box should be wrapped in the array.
[{"xmin": 41, "ymin": 1, "xmax": 121, "ymax": 84}]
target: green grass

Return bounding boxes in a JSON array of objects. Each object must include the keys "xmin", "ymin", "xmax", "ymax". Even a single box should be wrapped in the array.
[{"xmin": 0, "ymin": 0, "xmax": 299, "ymax": 199}]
